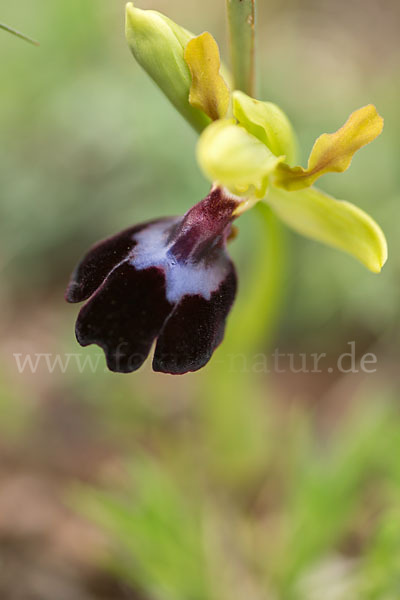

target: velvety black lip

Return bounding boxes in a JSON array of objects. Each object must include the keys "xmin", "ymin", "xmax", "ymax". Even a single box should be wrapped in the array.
[
  {"xmin": 153, "ymin": 264, "xmax": 237, "ymax": 374},
  {"xmin": 76, "ymin": 262, "xmax": 173, "ymax": 373},
  {"xmin": 66, "ymin": 188, "xmax": 240, "ymax": 375},
  {"xmin": 65, "ymin": 218, "xmax": 176, "ymax": 304}
]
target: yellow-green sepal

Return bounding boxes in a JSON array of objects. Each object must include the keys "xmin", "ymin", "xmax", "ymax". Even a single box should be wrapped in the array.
[
  {"xmin": 233, "ymin": 91, "xmax": 298, "ymax": 164},
  {"xmin": 197, "ymin": 119, "xmax": 285, "ymax": 198},
  {"xmin": 125, "ymin": 3, "xmax": 211, "ymax": 133},
  {"xmin": 266, "ymin": 186, "xmax": 387, "ymax": 273}
]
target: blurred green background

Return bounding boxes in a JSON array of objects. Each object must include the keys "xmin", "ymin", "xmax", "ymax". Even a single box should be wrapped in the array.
[{"xmin": 0, "ymin": 1, "xmax": 399, "ymax": 598}]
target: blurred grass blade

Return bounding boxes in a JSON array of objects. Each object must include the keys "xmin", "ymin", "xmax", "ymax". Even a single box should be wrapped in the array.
[
  {"xmin": 226, "ymin": 0, "xmax": 255, "ymax": 95},
  {"xmin": 0, "ymin": 22, "xmax": 39, "ymax": 46}
]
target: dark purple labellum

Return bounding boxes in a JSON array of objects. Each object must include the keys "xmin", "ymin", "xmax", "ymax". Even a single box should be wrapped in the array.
[{"xmin": 65, "ymin": 188, "xmax": 239, "ymax": 374}]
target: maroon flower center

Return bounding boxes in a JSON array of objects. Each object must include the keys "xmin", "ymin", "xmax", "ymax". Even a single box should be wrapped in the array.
[{"xmin": 168, "ymin": 187, "xmax": 238, "ymax": 263}]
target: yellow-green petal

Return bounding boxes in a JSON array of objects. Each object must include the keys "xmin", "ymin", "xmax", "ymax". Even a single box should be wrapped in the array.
[
  {"xmin": 184, "ymin": 32, "xmax": 230, "ymax": 121},
  {"xmin": 233, "ymin": 90, "xmax": 297, "ymax": 164},
  {"xmin": 197, "ymin": 120, "xmax": 284, "ymax": 197},
  {"xmin": 125, "ymin": 3, "xmax": 211, "ymax": 133},
  {"xmin": 275, "ymin": 104, "xmax": 384, "ymax": 191},
  {"xmin": 266, "ymin": 186, "xmax": 387, "ymax": 273}
]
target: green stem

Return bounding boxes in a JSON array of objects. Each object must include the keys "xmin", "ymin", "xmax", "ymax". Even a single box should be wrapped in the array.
[
  {"xmin": 226, "ymin": 202, "xmax": 286, "ymax": 357},
  {"xmin": 199, "ymin": 0, "xmax": 288, "ymax": 487},
  {"xmin": 226, "ymin": 0, "xmax": 256, "ymax": 96},
  {"xmin": 0, "ymin": 23, "xmax": 39, "ymax": 46},
  {"xmin": 200, "ymin": 203, "xmax": 287, "ymax": 486},
  {"xmin": 225, "ymin": 0, "xmax": 287, "ymax": 358}
]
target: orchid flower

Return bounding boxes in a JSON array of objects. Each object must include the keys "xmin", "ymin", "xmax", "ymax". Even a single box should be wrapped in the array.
[{"xmin": 66, "ymin": 3, "xmax": 387, "ymax": 374}]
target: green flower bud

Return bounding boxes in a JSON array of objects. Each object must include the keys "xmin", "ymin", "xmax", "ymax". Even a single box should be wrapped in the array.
[{"xmin": 125, "ymin": 3, "xmax": 211, "ymax": 133}]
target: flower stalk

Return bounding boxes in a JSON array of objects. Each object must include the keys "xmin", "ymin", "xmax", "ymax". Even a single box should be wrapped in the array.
[
  {"xmin": 225, "ymin": 0, "xmax": 286, "ymax": 354},
  {"xmin": 226, "ymin": 202, "xmax": 286, "ymax": 355},
  {"xmin": 226, "ymin": 0, "xmax": 256, "ymax": 96}
]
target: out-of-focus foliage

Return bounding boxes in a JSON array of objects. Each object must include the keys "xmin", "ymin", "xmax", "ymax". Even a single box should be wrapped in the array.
[
  {"xmin": 78, "ymin": 386, "xmax": 400, "ymax": 600},
  {"xmin": 0, "ymin": 372, "xmax": 33, "ymax": 441}
]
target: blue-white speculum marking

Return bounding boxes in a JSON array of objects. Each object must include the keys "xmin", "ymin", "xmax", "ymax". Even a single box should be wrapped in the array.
[{"xmin": 65, "ymin": 187, "xmax": 239, "ymax": 374}]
